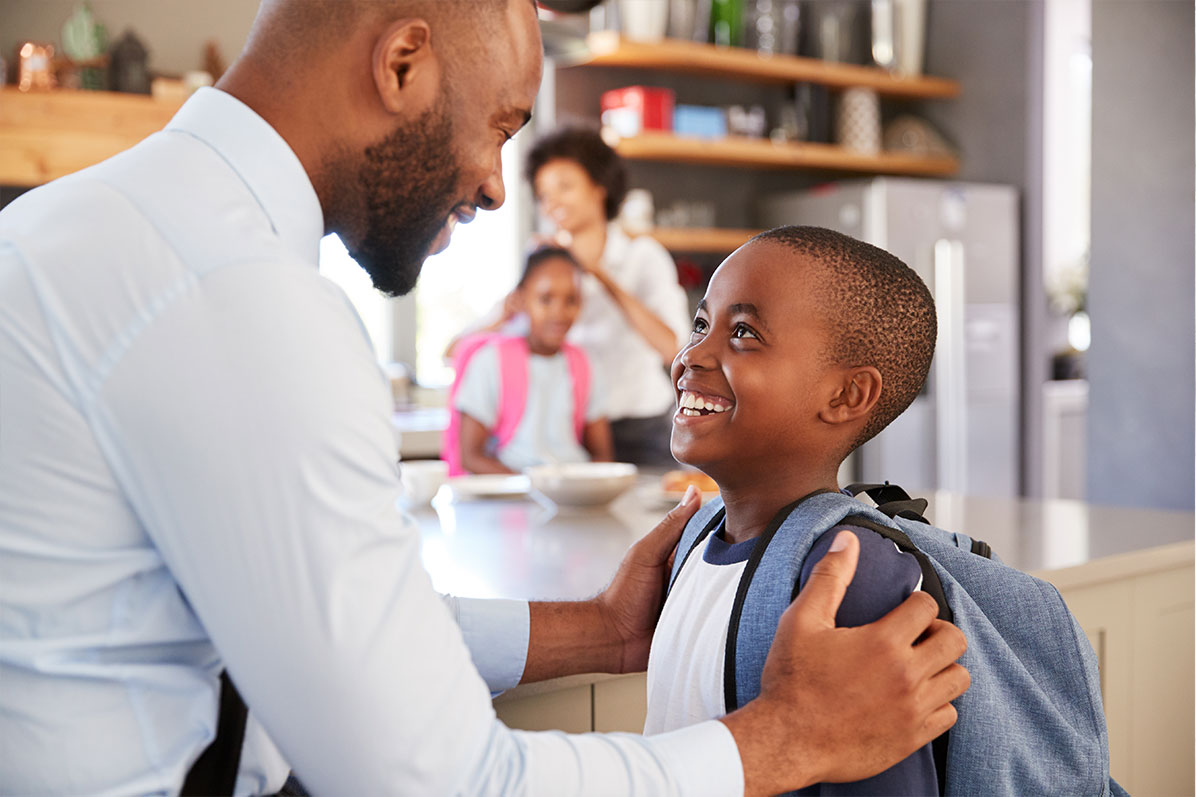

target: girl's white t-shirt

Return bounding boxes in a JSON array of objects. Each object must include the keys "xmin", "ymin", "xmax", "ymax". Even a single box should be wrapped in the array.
[{"xmin": 453, "ymin": 345, "xmax": 604, "ymax": 472}]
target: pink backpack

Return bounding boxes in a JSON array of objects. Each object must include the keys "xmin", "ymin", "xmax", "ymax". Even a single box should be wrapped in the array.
[{"xmin": 442, "ymin": 334, "xmax": 591, "ymax": 476}]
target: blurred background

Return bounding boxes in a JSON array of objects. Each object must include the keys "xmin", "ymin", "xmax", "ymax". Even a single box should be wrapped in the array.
[{"xmin": 0, "ymin": 0, "xmax": 1191, "ymax": 511}]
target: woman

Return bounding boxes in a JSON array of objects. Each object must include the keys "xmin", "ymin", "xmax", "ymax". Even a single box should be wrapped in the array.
[{"xmin": 452, "ymin": 128, "xmax": 690, "ymax": 465}]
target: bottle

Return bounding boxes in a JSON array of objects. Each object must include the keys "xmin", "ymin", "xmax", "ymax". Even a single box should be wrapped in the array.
[{"xmin": 710, "ymin": 0, "xmax": 743, "ymax": 47}]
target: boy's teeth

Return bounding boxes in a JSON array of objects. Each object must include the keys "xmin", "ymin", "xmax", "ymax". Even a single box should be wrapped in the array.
[{"xmin": 679, "ymin": 390, "xmax": 731, "ymax": 414}]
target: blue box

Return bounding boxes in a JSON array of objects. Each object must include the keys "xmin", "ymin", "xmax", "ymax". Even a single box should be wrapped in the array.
[{"xmin": 672, "ymin": 105, "xmax": 727, "ymax": 140}]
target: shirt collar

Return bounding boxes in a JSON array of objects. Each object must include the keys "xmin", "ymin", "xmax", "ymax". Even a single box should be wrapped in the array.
[{"xmin": 165, "ymin": 87, "xmax": 325, "ymax": 266}]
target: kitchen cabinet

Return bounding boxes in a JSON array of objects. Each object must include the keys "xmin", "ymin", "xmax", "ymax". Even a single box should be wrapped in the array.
[
  {"xmin": 563, "ymin": 33, "xmax": 962, "ymax": 253},
  {"xmin": 492, "ymin": 672, "xmax": 646, "ymax": 734},
  {"xmin": 1038, "ymin": 541, "xmax": 1195, "ymax": 795},
  {"xmin": 0, "ymin": 87, "xmax": 182, "ymax": 187}
]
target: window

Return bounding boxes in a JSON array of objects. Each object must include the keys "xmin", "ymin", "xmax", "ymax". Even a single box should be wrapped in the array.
[
  {"xmin": 316, "ymin": 134, "xmax": 528, "ymax": 384},
  {"xmin": 413, "ymin": 135, "xmax": 527, "ymax": 386}
]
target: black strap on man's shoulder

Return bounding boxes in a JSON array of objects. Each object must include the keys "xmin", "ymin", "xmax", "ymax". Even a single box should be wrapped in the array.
[{"xmin": 182, "ymin": 670, "xmax": 248, "ymax": 796}]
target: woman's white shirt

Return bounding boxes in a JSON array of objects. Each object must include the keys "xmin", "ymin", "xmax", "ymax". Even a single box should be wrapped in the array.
[
  {"xmin": 487, "ymin": 225, "xmax": 690, "ymax": 421},
  {"xmin": 568, "ymin": 224, "xmax": 691, "ymax": 421}
]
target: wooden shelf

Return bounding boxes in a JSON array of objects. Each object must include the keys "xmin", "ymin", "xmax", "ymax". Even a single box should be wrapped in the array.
[
  {"xmin": 614, "ymin": 131, "xmax": 958, "ymax": 176},
  {"xmin": 580, "ymin": 32, "xmax": 960, "ymax": 99},
  {"xmin": 0, "ymin": 88, "xmax": 182, "ymax": 186},
  {"xmin": 650, "ymin": 227, "xmax": 762, "ymax": 253}
]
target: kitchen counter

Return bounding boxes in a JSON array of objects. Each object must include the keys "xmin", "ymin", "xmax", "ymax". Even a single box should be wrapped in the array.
[
  {"xmin": 409, "ymin": 479, "xmax": 1192, "ymax": 601},
  {"xmin": 409, "ymin": 477, "xmax": 1193, "ymax": 792}
]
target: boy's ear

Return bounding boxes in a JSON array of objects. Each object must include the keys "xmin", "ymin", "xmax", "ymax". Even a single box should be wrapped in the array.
[
  {"xmin": 372, "ymin": 18, "xmax": 440, "ymax": 116},
  {"xmin": 819, "ymin": 367, "xmax": 882, "ymax": 426}
]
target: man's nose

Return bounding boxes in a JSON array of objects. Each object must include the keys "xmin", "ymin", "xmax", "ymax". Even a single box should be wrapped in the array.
[{"xmin": 477, "ymin": 152, "xmax": 506, "ymax": 211}]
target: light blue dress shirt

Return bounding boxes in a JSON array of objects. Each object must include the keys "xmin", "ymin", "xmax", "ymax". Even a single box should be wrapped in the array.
[{"xmin": 0, "ymin": 88, "xmax": 742, "ymax": 795}]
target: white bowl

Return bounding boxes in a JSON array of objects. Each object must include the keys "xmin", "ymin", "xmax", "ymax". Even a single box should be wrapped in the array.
[
  {"xmin": 526, "ymin": 462, "xmax": 639, "ymax": 507},
  {"xmin": 399, "ymin": 460, "xmax": 449, "ymax": 506}
]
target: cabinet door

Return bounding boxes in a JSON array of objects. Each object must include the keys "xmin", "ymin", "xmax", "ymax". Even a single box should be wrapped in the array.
[
  {"xmin": 493, "ymin": 683, "xmax": 593, "ymax": 733},
  {"xmin": 1057, "ymin": 579, "xmax": 1133, "ymax": 783},
  {"xmin": 1053, "ymin": 558, "xmax": 1195, "ymax": 795},
  {"xmin": 1128, "ymin": 566, "xmax": 1195, "ymax": 796},
  {"xmin": 593, "ymin": 673, "xmax": 648, "ymax": 733}
]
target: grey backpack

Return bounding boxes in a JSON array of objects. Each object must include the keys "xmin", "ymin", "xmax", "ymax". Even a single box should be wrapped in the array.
[{"xmin": 668, "ymin": 485, "xmax": 1125, "ymax": 796}]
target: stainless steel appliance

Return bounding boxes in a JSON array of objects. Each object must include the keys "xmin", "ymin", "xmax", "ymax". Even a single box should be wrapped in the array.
[{"xmin": 760, "ymin": 178, "xmax": 1020, "ymax": 496}]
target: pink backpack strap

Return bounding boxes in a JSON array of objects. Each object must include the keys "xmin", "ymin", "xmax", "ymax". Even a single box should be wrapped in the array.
[
  {"xmin": 561, "ymin": 342, "xmax": 591, "ymax": 441},
  {"xmin": 443, "ymin": 333, "xmax": 501, "ymax": 476},
  {"xmin": 493, "ymin": 337, "xmax": 530, "ymax": 448}
]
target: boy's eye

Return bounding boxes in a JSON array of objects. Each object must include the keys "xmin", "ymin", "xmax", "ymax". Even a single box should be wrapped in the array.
[
  {"xmin": 732, "ymin": 322, "xmax": 759, "ymax": 340},
  {"xmin": 691, "ymin": 317, "xmax": 709, "ymax": 334}
]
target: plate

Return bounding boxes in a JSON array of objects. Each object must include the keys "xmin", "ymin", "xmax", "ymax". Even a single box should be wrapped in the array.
[
  {"xmin": 639, "ymin": 486, "xmax": 721, "ymax": 509},
  {"xmin": 448, "ymin": 474, "xmax": 531, "ymax": 500}
]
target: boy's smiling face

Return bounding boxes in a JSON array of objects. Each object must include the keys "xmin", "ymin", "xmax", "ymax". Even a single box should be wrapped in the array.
[{"xmin": 670, "ymin": 240, "xmax": 852, "ymax": 489}]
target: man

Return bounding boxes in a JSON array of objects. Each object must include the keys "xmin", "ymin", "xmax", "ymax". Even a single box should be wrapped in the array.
[{"xmin": 0, "ymin": 1, "xmax": 969, "ymax": 794}]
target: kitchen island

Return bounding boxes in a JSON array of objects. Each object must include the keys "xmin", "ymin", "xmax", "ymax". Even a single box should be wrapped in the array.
[{"xmin": 407, "ymin": 477, "xmax": 1193, "ymax": 794}]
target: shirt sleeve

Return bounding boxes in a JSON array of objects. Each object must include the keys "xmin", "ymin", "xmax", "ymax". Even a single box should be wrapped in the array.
[
  {"xmin": 453, "ymin": 342, "xmax": 501, "ymax": 429},
  {"xmin": 625, "ymin": 236, "xmax": 692, "ymax": 344},
  {"xmin": 798, "ymin": 526, "xmax": 939, "ymax": 796},
  {"xmin": 443, "ymin": 595, "xmax": 529, "ymax": 692},
  {"xmin": 94, "ymin": 260, "xmax": 744, "ymax": 796}
]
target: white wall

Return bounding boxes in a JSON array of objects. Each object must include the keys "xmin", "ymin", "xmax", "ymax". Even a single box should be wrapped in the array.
[{"xmin": 1086, "ymin": 0, "xmax": 1194, "ymax": 510}]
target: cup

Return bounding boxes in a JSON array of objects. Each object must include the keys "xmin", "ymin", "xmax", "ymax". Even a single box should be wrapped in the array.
[{"xmin": 619, "ymin": 0, "xmax": 670, "ymax": 42}]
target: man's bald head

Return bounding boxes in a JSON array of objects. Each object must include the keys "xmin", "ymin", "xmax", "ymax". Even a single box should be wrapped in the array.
[{"xmin": 245, "ymin": 0, "xmax": 514, "ymax": 81}]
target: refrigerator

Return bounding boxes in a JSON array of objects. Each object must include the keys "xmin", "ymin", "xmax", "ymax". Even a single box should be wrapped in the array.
[{"xmin": 760, "ymin": 178, "xmax": 1020, "ymax": 496}]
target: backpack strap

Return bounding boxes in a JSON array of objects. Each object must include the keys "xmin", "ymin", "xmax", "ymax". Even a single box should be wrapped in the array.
[
  {"xmin": 847, "ymin": 482, "xmax": 996, "ymax": 559},
  {"xmin": 493, "ymin": 337, "xmax": 530, "ymax": 448},
  {"xmin": 844, "ymin": 481, "xmax": 930, "ymax": 524},
  {"xmin": 442, "ymin": 333, "xmax": 502, "ymax": 476},
  {"xmin": 838, "ymin": 515, "xmax": 954, "ymax": 623},
  {"xmin": 667, "ymin": 497, "xmax": 726, "ymax": 594},
  {"xmin": 560, "ymin": 342, "xmax": 590, "ymax": 442},
  {"xmin": 829, "ymin": 520, "xmax": 954, "ymax": 797}
]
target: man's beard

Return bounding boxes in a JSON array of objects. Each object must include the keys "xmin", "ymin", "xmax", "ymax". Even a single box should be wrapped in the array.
[{"xmin": 348, "ymin": 102, "xmax": 460, "ymax": 297}]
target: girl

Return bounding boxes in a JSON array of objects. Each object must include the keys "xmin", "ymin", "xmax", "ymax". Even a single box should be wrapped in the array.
[{"xmin": 447, "ymin": 247, "xmax": 613, "ymax": 475}]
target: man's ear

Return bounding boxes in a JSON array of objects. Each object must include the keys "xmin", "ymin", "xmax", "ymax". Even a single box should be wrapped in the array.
[
  {"xmin": 372, "ymin": 18, "xmax": 440, "ymax": 116},
  {"xmin": 819, "ymin": 367, "xmax": 882, "ymax": 425}
]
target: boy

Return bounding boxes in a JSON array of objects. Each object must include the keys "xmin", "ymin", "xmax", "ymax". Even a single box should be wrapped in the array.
[
  {"xmin": 647, "ymin": 226, "xmax": 939, "ymax": 794},
  {"xmin": 451, "ymin": 246, "xmax": 614, "ymax": 474}
]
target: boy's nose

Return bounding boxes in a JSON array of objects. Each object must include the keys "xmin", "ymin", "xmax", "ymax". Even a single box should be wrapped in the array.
[{"xmin": 679, "ymin": 337, "xmax": 717, "ymax": 370}]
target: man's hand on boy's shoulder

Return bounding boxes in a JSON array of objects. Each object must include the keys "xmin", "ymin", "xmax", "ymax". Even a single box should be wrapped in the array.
[{"xmin": 721, "ymin": 531, "xmax": 970, "ymax": 797}]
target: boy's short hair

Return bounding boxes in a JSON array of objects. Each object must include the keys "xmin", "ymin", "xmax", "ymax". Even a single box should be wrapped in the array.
[
  {"xmin": 525, "ymin": 127, "xmax": 628, "ymax": 221},
  {"xmin": 518, "ymin": 244, "xmax": 582, "ymax": 287},
  {"xmin": 751, "ymin": 226, "xmax": 937, "ymax": 452}
]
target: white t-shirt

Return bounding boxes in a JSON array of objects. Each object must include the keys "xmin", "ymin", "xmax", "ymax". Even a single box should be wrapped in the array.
[
  {"xmin": 644, "ymin": 531, "xmax": 756, "ymax": 734},
  {"xmin": 453, "ymin": 344, "xmax": 604, "ymax": 471},
  {"xmin": 485, "ymin": 224, "xmax": 691, "ymax": 421},
  {"xmin": 570, "ymin": 224, "xmax": 691, "ymax": 420}
]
